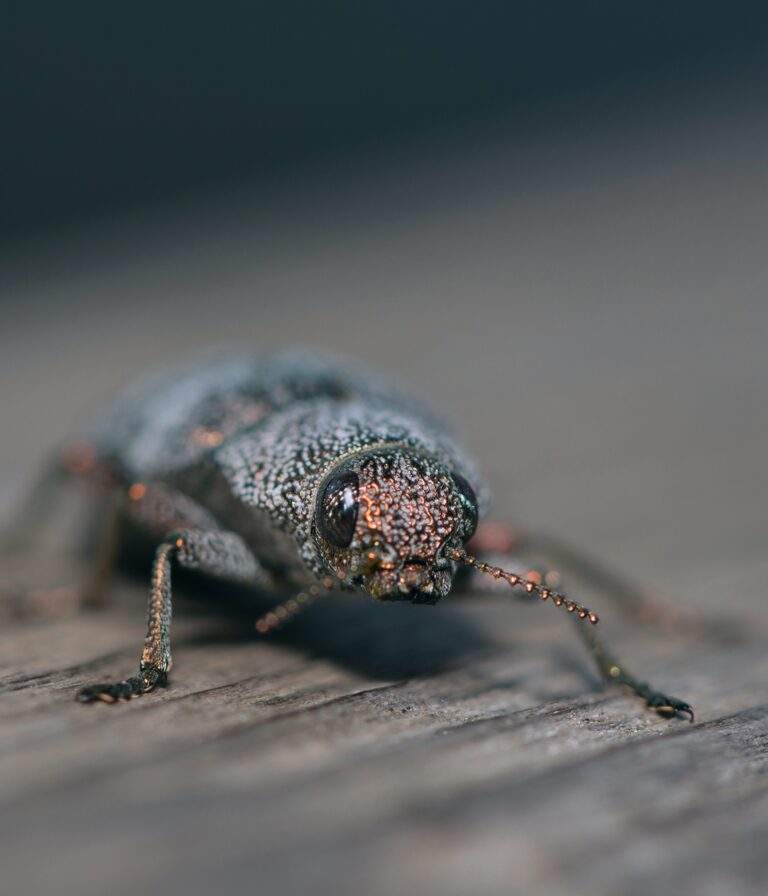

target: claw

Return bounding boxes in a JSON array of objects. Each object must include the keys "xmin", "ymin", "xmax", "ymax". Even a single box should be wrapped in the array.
[
  {"xmin": 647, "ymin": 695, "xmax": 695, "ymax": 723},
  {"xmin": 77, "ymin": 664, "xmax": 168, "ymax": 704},
  {"xmin": 76, "ymin": 676, "xmax": 146, "ymax": 703}
]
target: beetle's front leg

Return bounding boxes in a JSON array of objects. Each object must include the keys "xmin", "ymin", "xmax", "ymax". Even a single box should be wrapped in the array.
[
  {"xmin": 77, "ymin": 527, "xmax": 270, "ymax": 703},
  {"xmin": 460, "ymin": 531, "xmax": 694, "ymax": 722},
  {"xmin": 572, "ymin": 615, "xmax": 694, "ymax": 721}
]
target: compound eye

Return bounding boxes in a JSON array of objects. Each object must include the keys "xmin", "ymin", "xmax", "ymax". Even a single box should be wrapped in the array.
[
  {"xmin": 317, "ymin": 471, "xmax": 359, "ymax": 548},
  {"xmin": 451, "ymin": 472, "xmax": 478, "ymax": 542}
]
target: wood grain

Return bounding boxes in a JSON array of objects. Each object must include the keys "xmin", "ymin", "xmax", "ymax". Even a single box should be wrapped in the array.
[{"xmin": 2, "ymin": 100, "xmax": 767, "ymax": 896}]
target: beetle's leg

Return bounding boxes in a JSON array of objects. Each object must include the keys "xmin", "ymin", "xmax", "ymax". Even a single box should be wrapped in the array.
[
  {"xmin": 53, "ymin": 481, "xmax": 231, "ymax": 611},
  {"xmin": 470, "ymin": 522, "xmax": 672, "ymax": 623},
  {"xmin": 77, "ymin": 494, "xmax": 124, "ymax": 608},
  {"xmin": 0, "ymin": 442, "xmax": 112, "ymax": 556},
  {"xmin": 2, "ymin": 480, "xmax": 209, "ymax": 617},
  {"xmin": 1, "ymin": 494, "xmax": 123, "ymax": 618},
  {"xmin": 456, "ymin": 548, "xmax": 694, "ymax": 722},
  {"xmin": 1, "ymin": 443, "xmax": 124, "ymax": 616},
  {"xmin": 122, "ymin": 480, "xmax": 221, "ymax": 538},
  {"xmin": 77, "ymin": 526, "xmax": 272, "ymax": 703},
  {"xmin": 515, "ymin": 529, "xmax": 691, "ymax": 631},
  {"xmin": 469, "ymin": 522, "xmax": 736, "ymax": 640},
  {"xmin": 573, "ymin": 612, "xmax": 694, "ymax": 721},
  {"xmin": 0, "ymin": 462, "xmax": 70, "ymax": 555}
]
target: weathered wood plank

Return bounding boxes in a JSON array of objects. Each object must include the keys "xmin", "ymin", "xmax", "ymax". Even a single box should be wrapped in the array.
[{"xmin": 2, "ymin": 100, "xmax": 768, "ymax": 896}]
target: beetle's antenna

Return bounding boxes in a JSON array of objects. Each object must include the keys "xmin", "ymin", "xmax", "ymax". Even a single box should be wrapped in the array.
[
  {"xmin": 448, "ymin": 547, "xmax": 600, "ymax": 625},
  {"xmin": 255, "ymin": 585, "xmax": 323, "ymax": 634}
]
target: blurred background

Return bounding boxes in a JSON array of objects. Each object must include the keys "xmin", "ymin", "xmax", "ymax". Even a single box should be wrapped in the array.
[
  {"xmin": 2, "ymin": 5, "xmax": 768, "ymax": 895},
  {"xmin": 1, "ymin": 3, "xmax": 767, "ymax": 576}
]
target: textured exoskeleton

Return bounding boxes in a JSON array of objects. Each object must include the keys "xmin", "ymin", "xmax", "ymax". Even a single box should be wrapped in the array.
[{"xmin": 4, "ymin": 349, "xmax": 694, "ymax": 720}]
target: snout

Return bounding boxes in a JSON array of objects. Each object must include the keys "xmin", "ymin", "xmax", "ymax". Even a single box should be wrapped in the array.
[
  {"xmin": 399, "ymin": 559, "xmax": 432, "ymax": 592},
  {"xmin": 365, "ymin": 556, "xmax": 454, "ymax": 605}
]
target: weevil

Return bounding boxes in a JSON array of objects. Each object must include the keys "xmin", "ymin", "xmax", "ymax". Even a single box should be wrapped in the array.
[{"xmin": 3, "ymin": 350, "xmax": 693, "ymax": 719}]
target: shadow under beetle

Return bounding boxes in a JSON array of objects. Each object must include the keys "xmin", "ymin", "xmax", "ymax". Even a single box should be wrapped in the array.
[{"xmin": 3, "ymin": 350, "xmax": 694, "ymax": 720}]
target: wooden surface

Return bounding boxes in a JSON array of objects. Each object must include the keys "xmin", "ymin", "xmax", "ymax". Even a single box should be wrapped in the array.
[{"xmin": 2, "ymin": 98, "xmax": 768, "ymax": 896}]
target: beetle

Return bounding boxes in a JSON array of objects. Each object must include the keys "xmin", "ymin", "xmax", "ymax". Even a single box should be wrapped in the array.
[{"xmin": 3, "ymin": 349, "xmax": 693, "ymax": 719}]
